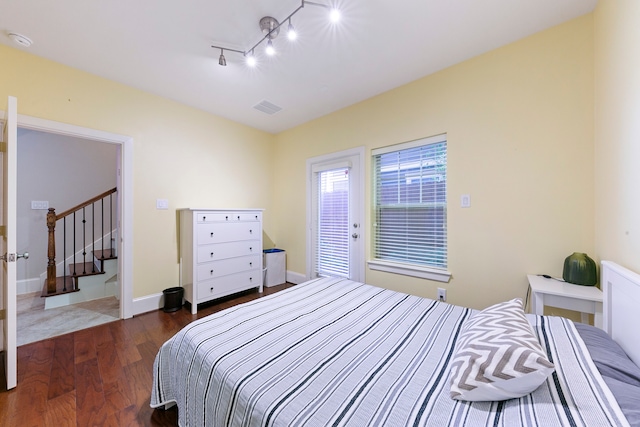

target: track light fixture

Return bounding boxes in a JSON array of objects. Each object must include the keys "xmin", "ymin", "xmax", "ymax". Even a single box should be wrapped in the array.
[
  {"xmin": 211, "ymin": 0, "xmax": 340, "ymax": 68},
  {"xmin": 218, "ymin": 49, "xmax": 227, "ymax": 66}
]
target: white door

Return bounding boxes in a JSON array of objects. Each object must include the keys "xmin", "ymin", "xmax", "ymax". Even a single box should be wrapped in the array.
[
  {"xmin": 1, "ymin": 96, "xmax": 18, "ymax": 389},
  {"xmin": 307, "ymin": 147, "xmax": 365, "ymax": 282}
]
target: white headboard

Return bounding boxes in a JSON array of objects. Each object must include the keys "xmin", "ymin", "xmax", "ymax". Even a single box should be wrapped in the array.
[{"xmin": 601, "ymin": 260, "xmax": 640, "ymax": 367}]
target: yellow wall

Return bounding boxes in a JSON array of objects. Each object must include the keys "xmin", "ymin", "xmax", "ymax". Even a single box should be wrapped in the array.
[
  {"xmin": 272, "ymin": 15, "xmax": 595, "ymax": 311},
  {"xmin": 1, "ymin": 11, "xmax": 604, "ymax": 311},
  {"xmin": 0, "ymin": 45, "xmax": 275, "ymax": 298},
  {"xmin": 594, "ymin": 0, "xmax": 640, "ymax": 273}
]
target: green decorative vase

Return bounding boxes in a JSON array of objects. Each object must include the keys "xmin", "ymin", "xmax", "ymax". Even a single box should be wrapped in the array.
[{"xmin": 562, "ymin": 252, "xmax": 597, "ymax": 286}]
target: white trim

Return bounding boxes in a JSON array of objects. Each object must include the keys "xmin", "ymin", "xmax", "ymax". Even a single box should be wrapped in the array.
[
  {"xmin": 17, "ymin": 278, "xmax": 41, "ymax": 295},
  {"xmin": 372, "ymin": 133, "xmax": 446, "ymax": 156},
  {"xmin": 132, "ymin": 292, "xmax": 164, "ymax": 316},
  {"xmin": 14, "ymin": 114, "xmax": 135, "ymax": 319},
  {"xmin": 311, "ymin": 160, "xmax": 352, "ymax": 173},
  {"xmin": 367, "ymin": 259, "xmax": 451, "ymax": 283},
  {"xmin": 306, "ymin": 147, "xmax": 365, "ymax": 282},
  {"xmin": 286, "ymin": 270, "xmax": 307, "ymax": 285},
  {"xmin": 133, "ymin": 271, "xmax": 309, "ymax": 314}
]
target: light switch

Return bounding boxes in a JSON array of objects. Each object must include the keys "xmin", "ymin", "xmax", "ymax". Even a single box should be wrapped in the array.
[
  {"xmin": 461, "ymin": 194, "xmax": 471, "ymax": 208},
  {"xmin": 156, "ymin": 199, "xmax": 169, "ymax": 210},
  {"xmin": 31, "ymin": 200, "xmax": 49, "ymax": 210}
]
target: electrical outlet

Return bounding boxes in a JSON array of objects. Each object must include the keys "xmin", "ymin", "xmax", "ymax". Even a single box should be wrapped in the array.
[{"xmin": 437, "ymin": 287, "xmax": 446, "ymax": 302}]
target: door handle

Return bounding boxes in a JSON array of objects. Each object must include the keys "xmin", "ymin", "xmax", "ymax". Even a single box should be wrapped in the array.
[{"xmin": 1, "ymin": 252, "xmax": 29, "ymax": 262}]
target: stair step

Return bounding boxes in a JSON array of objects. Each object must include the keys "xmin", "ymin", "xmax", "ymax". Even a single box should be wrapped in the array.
[
  {"xmin": 41, "ymin": 276, "xmax": 79, "ymax": 298},
  {"xmin": 93, "ymin": 249, "xmax": 117, "ymax": 260},
  {"xmin": 68, "ymin": 262, "xmax": 104, "ymax": 277}
]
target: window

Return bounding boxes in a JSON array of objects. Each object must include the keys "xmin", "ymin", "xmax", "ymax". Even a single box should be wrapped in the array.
[{"xmin": 369, "ymin": 134, "xmax": 450, "ymax": 282}]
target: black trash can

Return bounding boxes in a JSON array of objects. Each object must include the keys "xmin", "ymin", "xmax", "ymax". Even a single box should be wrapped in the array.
[{"xmin": 163, "ymin": 287, "xmax": 184, "ymax": 312}]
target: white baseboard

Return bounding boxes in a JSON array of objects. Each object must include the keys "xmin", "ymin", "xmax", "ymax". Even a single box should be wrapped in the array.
[
  {"xmin": 133, "ymin": 274, "xmax": 306, "ymax": 317},
  {"xmin": 133, "ymin": 292, "xmax": 165, "ymax": 316},
  {"xmin": 17, "ymin": 278, "xmax": 42, "ymax": 295},
  {"xmin": 286, "ymin": 271, "xmax": 307, "ymax": 285}
]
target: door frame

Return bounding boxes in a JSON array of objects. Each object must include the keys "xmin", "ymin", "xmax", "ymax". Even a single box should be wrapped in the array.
[
  {"xmin": 15, "ymin": 114, "xmax": 134, "ymax": 319},
  {"xmin": 306, "ymin": 146, "xmax": 365, "ymax": 282}
]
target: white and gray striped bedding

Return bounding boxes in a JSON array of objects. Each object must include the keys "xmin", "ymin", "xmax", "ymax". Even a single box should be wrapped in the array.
[{"xmin": 151, "ymin": 277, "xmax": 629, "ymax": 426}]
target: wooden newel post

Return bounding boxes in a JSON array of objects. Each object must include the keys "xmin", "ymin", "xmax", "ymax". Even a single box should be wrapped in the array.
[{"xmin": 46, "ymin": 208, "xmax": 57, "ymax": 294}]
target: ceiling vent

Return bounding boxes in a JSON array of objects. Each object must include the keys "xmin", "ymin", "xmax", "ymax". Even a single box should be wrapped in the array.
[{"xmin": 253, "ymin": 100, "xmax": 282, "ymax": 115}]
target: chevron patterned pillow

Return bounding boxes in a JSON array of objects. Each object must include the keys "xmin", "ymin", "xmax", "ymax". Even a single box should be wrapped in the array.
[{"xmin": 449, "ymin": 298, "xmax": 555, "ymax": 401}]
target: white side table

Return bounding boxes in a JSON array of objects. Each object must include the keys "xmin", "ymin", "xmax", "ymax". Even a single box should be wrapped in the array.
[{"xmin": 527, "ymin": 274, "xmax": 603, "ymax": 329}]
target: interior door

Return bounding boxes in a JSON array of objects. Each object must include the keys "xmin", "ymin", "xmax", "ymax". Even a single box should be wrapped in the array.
[
  {"xmin": 1, "ymin": 96, "xmax": 18, "ymax": 389},
  {"xmin": 307, "ymin": 148, "xmax": 364, "ymax": 282}
]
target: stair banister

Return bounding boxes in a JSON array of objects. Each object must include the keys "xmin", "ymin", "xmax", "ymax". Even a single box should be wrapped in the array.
[{"xmin": 45, "ymin": 187, "xmax": 117, "ymax": 295}]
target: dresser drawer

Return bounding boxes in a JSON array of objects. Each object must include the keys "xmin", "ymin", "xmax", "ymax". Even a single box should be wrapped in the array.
[
  {"xmin": 197, "ymin": 212, "xmax": 262, "ymax": 223},
  {"xmin": 196, "ymin": 270, "xmax": 262, "ymax": 302},
  {"xmin": 197, "ymin": 240, "xmax": 261, "ymax": 263},
  {"xmin": 197, "ymin": 254, "xmax": 261, "ymax": 281},
  {"xmin": 197, "ymin": 222, "xmax": 261, "ymax": 244},
  {"xmin": 236, "ymin": 212, "xmax": 262, "ymax": 222}
]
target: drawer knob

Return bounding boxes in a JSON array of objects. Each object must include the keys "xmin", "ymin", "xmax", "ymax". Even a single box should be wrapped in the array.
[
  {"xmin": 210, "ymin": 287, "xmax": 214, "ymax": 292},
  {"xmin": 249, "ymin": 262, "xmax": 252, "ymax": 266},
  {"xmin": 249, "ymin": 247, "xmax": 253, "ymax": 251},
  {"xmin": 249, "ymin": 277, "xmax": 253, "ymax": 281},
  {"xmin": 210, "ymin": 269, "xmax": 214, "ymax": 274},
  {"xmin": 210, "ymin": 252, "xmax": 214, "ymax": 257},
  {"xmin": 225, "ymin": 215, "xmax": 228, "ymax": 220},
  {"xmin": 249, "ymin": 229, "xmax": 253, "ymax": 234},
  {"xmin": 203, "ymin": 216, "xmax": 206, "ymax": 221},
  {"xmin": 210, "ymin": 232, "xmax": 214, "ymax": 237}
]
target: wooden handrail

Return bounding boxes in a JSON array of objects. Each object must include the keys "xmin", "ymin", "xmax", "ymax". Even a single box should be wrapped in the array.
[{"xmin": 55, "ymin": 187, "xmax": 117, "ymax": 220}]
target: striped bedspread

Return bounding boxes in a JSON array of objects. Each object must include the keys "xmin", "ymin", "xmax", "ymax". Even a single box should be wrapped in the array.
[{"xmin": 151, "ymin": 277, "xmax": 629, "ymax": 426}]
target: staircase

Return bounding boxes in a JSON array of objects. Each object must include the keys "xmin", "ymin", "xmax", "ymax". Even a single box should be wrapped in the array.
[
  {"xmin": 41, "ymin": 188, "xmax": 119, "ymax": 310},
  {"xmin": 42, "ymin": 247, "xmax": 119, "ymax": 310}
]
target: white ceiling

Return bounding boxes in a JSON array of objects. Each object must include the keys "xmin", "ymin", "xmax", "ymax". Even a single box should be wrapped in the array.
[{"xmin": 1, "ymin": 0, "xmax": 597, "ymax": 134}]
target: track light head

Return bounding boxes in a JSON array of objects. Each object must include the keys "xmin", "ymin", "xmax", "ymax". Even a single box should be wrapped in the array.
[
  {"xmin": 287, "ymin": 19, "xmax": 297, "ymax": 40},
  {"xmin": 265, "ymin": 39, "xmax": 275, "ymax": 56},
  {"xmin": 218, "ymin": 49, "xmax": 227, "ymax": 66},
  {"xmin": 245, "ymin": 50, "xmax": 257, "ymax": 67},
  {"xmin": 329, "ymin": 8, "xmax": 341, "ymax": 23}
]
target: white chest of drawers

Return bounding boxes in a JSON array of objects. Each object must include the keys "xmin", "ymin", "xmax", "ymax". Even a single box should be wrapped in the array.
[{"xmin": 179, "ymin": 209, "xmax": 264, "ymax": 314}]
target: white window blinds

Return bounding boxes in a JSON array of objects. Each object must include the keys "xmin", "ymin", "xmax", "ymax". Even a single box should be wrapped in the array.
[
  {"xmin": 316, "ymin": 167, "xmax": 350, "ymax": 278},
  {"xmin": 373, "ymin": 135, "xmax": 447, "ymax": 269}
]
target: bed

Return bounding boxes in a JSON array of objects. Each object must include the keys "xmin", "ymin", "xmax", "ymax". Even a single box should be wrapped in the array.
[{"xmin": 151, "ymin": 261, "xmax": 640, "ymax": 426}]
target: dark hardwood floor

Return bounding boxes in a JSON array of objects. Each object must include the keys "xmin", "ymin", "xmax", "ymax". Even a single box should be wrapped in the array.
[{"xmin": 0, "ymin": 283, "xmax": 295, "ymax": 426}]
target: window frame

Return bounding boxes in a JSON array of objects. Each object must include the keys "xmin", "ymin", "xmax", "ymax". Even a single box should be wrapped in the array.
[{"xmin": 368, "ymin": 134, "xmax": 451, "ymax": 283}]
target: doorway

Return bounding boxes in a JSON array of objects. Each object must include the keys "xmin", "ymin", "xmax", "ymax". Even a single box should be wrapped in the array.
[
  {"xmin": 16, "ymin": 129, "xmax": 120, "ymax": 345},
  {"xmin": 306, "ymin": 147, "xmax": 365, "ymax": 282},
  {"xmin": 16, "ymin": 113, "xmax": 133, "ymax": 324}
]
